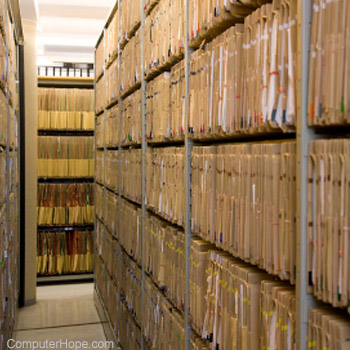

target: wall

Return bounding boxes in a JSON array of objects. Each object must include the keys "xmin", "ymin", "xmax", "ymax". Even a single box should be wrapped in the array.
[{"xmin": 22, "ymin": 19, "xmax": 37, "ymax": 306}]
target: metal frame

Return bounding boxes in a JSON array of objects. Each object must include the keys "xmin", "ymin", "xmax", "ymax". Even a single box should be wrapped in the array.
[
  {"xmin": 296, "ymin": 1, "xmax": 320, "ymax": 349},
  {"xmin": 93, "ymin": 0, "xmax": 331, "ymax": 349}
]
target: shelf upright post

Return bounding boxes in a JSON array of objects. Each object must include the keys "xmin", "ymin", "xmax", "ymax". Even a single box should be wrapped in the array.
[
  {"xmin": 13, "ymin": 52, "xmax": 18, "ymax": 308},
  {"xmin": 102, "ymin": 25, "xmax": 108, "ymax": 335},
  {"xmin": 296, "ymin": 0, "xmax": 319, "ymax": 349},
  {"xmin": 184, "ymin": 0, "xmax": 193, "ymax": 348},
  {"xmin": 4, "ymin": 0, "xmax": 11, "ymax": 342},
  {"xmin": 117, "ymin": 0, "xmax": 123, "ymax": 345},
  {"xmin": 93, "ymin": 42, "xmax": 98, "ymax": 283},
  {"xmin": 16, "ymin": 38, "xmax": 20, "ymax": 309},
  {"xmin": 140, "ymin": 0, "xmax": 146, "ymax": 348}
]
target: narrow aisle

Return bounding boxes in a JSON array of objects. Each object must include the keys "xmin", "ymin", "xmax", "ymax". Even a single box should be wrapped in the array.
[{"xmin": 13, "ymin": 283, "xmax": 110, "ymax": 349}]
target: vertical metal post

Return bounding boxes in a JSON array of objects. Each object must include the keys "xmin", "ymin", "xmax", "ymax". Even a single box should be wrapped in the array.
[
  {"xmin": 4, "ymin": 0, "xmax": 11, "ymax": 342},
  {"xmin": 93, "ymin": 44, "xmax": 98, "ymax": 283},
  {"xmin": 14, "ymin": 44, "xmax": 19, "ymax": 307},
  {"xmin": 117, "ymin": 1, "xmax": 122, "ymax": 344},
  {"xmin": 140, "ymin": 0, "xmax": 146, "ymax": 348},
  {"xmin": 17, "ymin": 42, "xmax": 23, "ymax": 308},
  {"xmin": 296, "ymin": 1, "xmax": 318, "ymax": 349},
  {"xmin": 18, "ymin": 43, "xmax": 25, "ymax": 308},
  {"xmin": 184, "ymin": 0, "xmax": 192, "ymax": 348},
  {"xmin": 102, "ymin": 25, "xmax": 109, "ymax": 341},
  {"xmin": 12, "ymin": 75, "xmax": 17, "ymax": 312}
]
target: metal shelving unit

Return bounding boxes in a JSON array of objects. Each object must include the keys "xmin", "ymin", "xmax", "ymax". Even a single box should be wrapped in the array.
[
  {"xmin": 93, "ymin": 0, "xmax": 348, "ymax": 349},
  {"xmin": 1, "ymin": 0, "xmax": 23, "ymax": 344},
  {"xmin": 36, "ymin": 78, "xmax": 95, "ymax": 283}
]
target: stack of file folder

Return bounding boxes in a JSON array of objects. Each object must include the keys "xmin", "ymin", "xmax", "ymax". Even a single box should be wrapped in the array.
[
  {"xmin": 308, "ymin": 307, "xmax": 350, "ymax": 349},
  {"xmin": 96, "ymin": 78, "xmax": 105, "ymax": 114},
  {"xmin": 104, "ymin": 150, "xmax": 118, "ymax": 190},
  {"xmin": 95, "ymin": 36, "xmax": 104, "ymax": 79},
  {"xmin": 146, "ymin": 147, "xmax": 185, "ymax": 227},
  {"xmin": 189, "ymin": 0, "xmax": 297, "ymax": 137},
  {"xmin": 121, "ymin": 89, "xmax": 142, "ymax": 145},
  {"xmin": 95, "ymin": 114, "xmax": 105, "ymax": 148},
  {"xmin": 0, "ymin": 90, "xmax": 7, "ymax": 145},
  {"xmin": 189, "ymin": 0, "xmax": 264, "ymax": 46},
  {"xmin": 105, "ymin": 190, "xmax": 118, "ymax": 235},
  {"xmin": 121, "ymin": 149, "xmax": 141, "ymax": 203},
  {"xmin": 105, "ymin": 11, "xmax": 118, "ymax": 65},
  {"xmin": 119, "ymin": 0, "xmax": 140, "ymax": 44},
  {"xmin": 119, "ymin": 29, "xmax": 141, "ymax": 95},
  {"xmin": 106, "ymin": 59, "xmax": 118, "ymax": 105},
  {"xmin": 37, "ymin": 229, "xmax": 94, "ymax": 275},
  {"xmin": 146, "ymin": 72, "xmax": 172, "ymax": 141},
  {"xmin": 308, "ymin": 139, "xmax": 350, "ymax": 309},
  {"xmin": 38, "ymin": 136, "xmax": 94, "ymax": 178},
  {"xmin": 96, "ymin": 184, "xmax": 104, "ymax": 222},
  {"xmin": 144, "ymin": 0, "xmax": 183, "ymax": 77},
  {"xmin": 38, "ymin": 88, "xmax": 94, "ymax": 131},
  {"xmin": 37, "ymin": 183, "xmax": 94, "ymax": 226},
  {"xmin": 201, "ymin": 250, "xmax": 296, "ymax": 349},
  {"xmin": 96, "ymin": 150, "xmax": 104, "ymax": 185},
  {"xmin": 0, "ymin": 148, "xmax": 5, "ymax": 202},
  {"xmin": 105, "ymin": 105, "xmax": 119, "ymax": 147},
  {"xmin": 192, "ymin": 141, "xmax": 296, "ymax": 282},
  {"xmin": 308, "ymin": 0, "xmax": 350, "ymax": 125}
]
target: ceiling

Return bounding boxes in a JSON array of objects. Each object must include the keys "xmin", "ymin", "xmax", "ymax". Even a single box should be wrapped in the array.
[{"xmin": 19, "ymin": 0, "xmax": 115, "ymax": 66}]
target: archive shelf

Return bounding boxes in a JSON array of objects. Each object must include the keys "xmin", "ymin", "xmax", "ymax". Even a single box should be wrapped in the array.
[
  {"xmin": 120, "ymin": 193, "xmax": 141, "ymax": 207},
  {"xmin": 94, "ymin": 0, "xmax": 350, "ymax": 349},
  {"xmin": 37, "ymin": 273, "xmax": 94, "ymax": 284},
  {"xmin": 147, "ymin": 139, "xmax": 185, "ymax": 147},
  {"xmin": 120, "ymin": 82, "xmax": 141, "ymax": 100},
  {"xmin": 145, "ymin": 0, "xmax": 159, "ymax": 15},
  {"xmin": 37, "ymin": 178, "xmax": 94, "ymax": 184},
  {"xmin": 38, "ymin": 130, "xmax": 94, "ymax": 136},
  {"xmin": 106, "ymin": 99, "xmax": 118, "ymax": 110},
  {"xmin": 37, "ymin": 225, "xmax": 94, "ymax": 231},
  {"xmin": 99, "ymin": 221, "xmax": 208, "ymax": 347},
  {"xmin": 120, "ymin": 144, "xmax": 141, "ymax": 149},
  {"xmin": 95, "ymin": 72, "xmax": 104, "ymax": 84},
  {"xmin": 93, "ymin": 285, "xmax": 120, "ymax": 349},
  {"xmin": 100, "ymin": 180, "xmax": 141, "ymax": 205},
  {"xmin": 38, "ymin": 76, "xmax": 94, "ymax": 88},
  {"xmin": 119, "ymin": 21, "xmax": 141, "ymax": 51},
  {"xmin": 37, "ymin": 224, "xmax": 94, "ymax": 229},
  {"xmin": 37, "ymin": 77, "xmax": 95, "ymax": 282},
  {"xmin": 144, "ymin": 55, "xmax": 184, "ymax": 82},
  {"xmin": 0, "ymin": 0, "xmax": 22, "ymax": 344},
  {"xmin": 95, "ymin": 109, "xmax": 104, "ymax": 117},
  {"xmin": 145, "ymin": 206, "xmax": 184, "ymax": 230},
  {"xmin": 300, "ymin": 4, "xmax": 350, "ymax": 344}
]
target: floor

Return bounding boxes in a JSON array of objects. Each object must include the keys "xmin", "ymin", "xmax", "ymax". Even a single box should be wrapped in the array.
[{"xmin": 14, "ymin": 283, "xmax": 110, "ymax": 350}]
